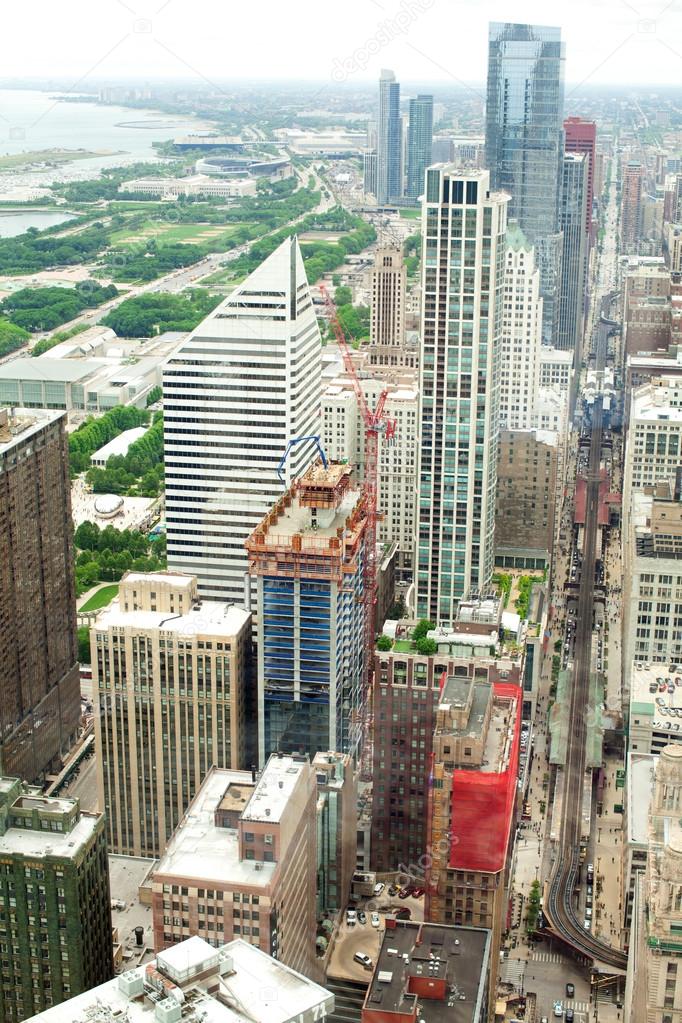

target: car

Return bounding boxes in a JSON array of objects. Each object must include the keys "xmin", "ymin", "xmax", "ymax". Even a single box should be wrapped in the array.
[
  {"xmin": 584, "ymin": 918, "xmax": 591, "ymax": 930},
  {"xmin": 398, "ymin": 887, "xmax": 412, "ymax": 899},
  {"xmin": 374, "ymin": 882, "xmax": 385, "ymax": 896},
  {"xmin": 566, "ymin": 1011, "xmax": 574, "ymax": 1023},
  {"xmin": 346, "ymin": 910, "xmax": 357, "ymax": 926},
  {"xmin": 394, "ymin": 907, "xmax": 411, "ymax": 919},
  {"xmin": 353, "ymin": 952, "xmax": 373, "ymax": 969},
  {"xmin": 541, "ymin": 1018, "xmax": 549, "ymax": 1023},
  {"xmin": 412, "ymin": 887, "xmax": 425, "ymax": 898},
  {"xmin": 371, "ymin": 912, "xmax": 381, "ymax": 928},
  {"xmin": 358, "ymin": 910, "xmax": 366, "ymax": 925},
  {"xmin": 566, "ymin": 982, "xmax": 575, "ymax": 998},
  {"xmin": 388, "ymin": 885, "xmax": 399, "ymax": 897},
  {"xmin": 586, "ymin": 894, "xmax": 593, "ymax": 907},
  {"xmin": 585, "ymin": 906, "xmax": 592, "ymax": 918},
  {"xmin": 553, "ymin": 1002, "xmax": 563, "ymax": 1018}
]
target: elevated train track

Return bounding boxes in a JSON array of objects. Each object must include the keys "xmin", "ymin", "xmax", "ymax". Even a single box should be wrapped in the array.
[{"xmin": 544, "ymin": 298, "xmax": 627, "ymax": 972}]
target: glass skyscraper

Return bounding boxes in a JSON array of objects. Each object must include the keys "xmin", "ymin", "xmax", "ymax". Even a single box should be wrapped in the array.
[
  {"xmin": 416, "ymin": 167, "xmax": 509, "ymax": 623},
  {"xmin": 406, "ymin": 94, "xmax": 434, "ymax": 200},
  {"xmin": 485, "ymin": 22, "xmax": 566, "ymax": 341},
  {"xmin": 557, "ymin": 152, "xmax": 588, "ymax": 356},
  {"xmin": 377, "ymin": 69, "xmax": 402, "ymax": 204}
]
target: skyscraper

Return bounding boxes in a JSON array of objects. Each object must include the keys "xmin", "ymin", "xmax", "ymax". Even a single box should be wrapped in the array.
[
  {"xmin": 164, "ymin": 237, "xmax": 321, "ymax": 603},
  {"xmin": 376, "ymin": 69, "xmax": 402, "ymax": 204},
  {"xmin": 556, "ymin": 151, "xmax": 588, "ymax": 356},
  {"xmin": 369, "ymin": 246, "xmax": 406, "ymax": 348},
  {"xmin": 246, "ymin": 463, "xmax": 367, "ymax": 762},
  {"xmin": 92, "ymin": 572, "xmax": 251, "ymax": 857},
  {"xmin": 498, "ymin": 222, "xmax": 543, "ymax": 430},
  {"xmin": 406, "ymin": 94, "xmax": 434, "ymax": 200},
  {"xmin": 485, "ymin": 22, "xmax": 565, "ymax": 341},
  {"xmin": 564, "ymin": 116, "xmax": 597, "ymax": 239},
  {"xmin": 416, "ymin": 166, "xmax": 509, "ymax": 623},
  {"xmin": 0, "ymin": 407, "xmax": 81, "ymax": 783},
  {"xmin": 622, "ymin": 160, "xmax": 644, "ymax": 253},
  {"xmin": 0, "ymin": 777, "xmax": 112, "ymax": 1020}
]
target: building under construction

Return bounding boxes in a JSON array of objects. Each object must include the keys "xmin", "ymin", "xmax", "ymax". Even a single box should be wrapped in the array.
[{"xmin": 246, "ymin": 462, "xmax": 369, "ymax": 763}]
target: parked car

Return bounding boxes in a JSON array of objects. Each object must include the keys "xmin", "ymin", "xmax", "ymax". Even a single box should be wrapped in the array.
[
  {"xmin": 346, "ymin": 910, "xmax": 356, "ymax": 926},
  {"xmin": 353, "ymin": 952, "xmax": 372, "ymax": 969},
  {"xmin": 374, "ymin": 882, "xmax": 385, "ymax": 896},
  {"xmin": 411, "ymin": 887, "xmax": 425, "ymax": 898},
  {"xmin": 394, "ymin": 907, "xmax": 411, "ymax": 920},
  {"xmin": 566, "ymin": 982, "xmax": 575, "ymax": 998},
  {"xmin": 357, "ymin": 911, "xmax": 366, "ymax": 925},
  {"xmin": 398, "ymin": 887, "xmax": 412, "ymax": 899},
  {"xmin": 371, "ymin": 912, "xmax": 381, "ymax": 928},
  {"xmin": 388, "ymin": 885, "xmax": 399, "ymax": 897},
  {"xmin": 566, "ymin": 1011, "xmax": 574, "ymax": 1023},
  {"xmin": 553, "ymin": 1002, "xmax": 563, "ymax": 1018}
]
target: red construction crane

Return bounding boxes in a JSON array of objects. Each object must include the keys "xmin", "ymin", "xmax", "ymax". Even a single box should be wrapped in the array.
[{"xmin": 321, "ymin": 285, "xmax": 395, "ymax": 770}]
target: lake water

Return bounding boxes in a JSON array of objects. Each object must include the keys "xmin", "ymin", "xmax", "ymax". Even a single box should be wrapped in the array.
[
  {"xmin": 0, "ymin": 209, "xmax": 75, "ymax": 238},
  {"xmin": 0, "ymin": 90, "xmax": 212, "ymax": 195}
]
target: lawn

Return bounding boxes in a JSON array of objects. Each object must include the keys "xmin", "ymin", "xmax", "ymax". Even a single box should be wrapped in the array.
[
  {"xmin": 109, "ymin": 220, "xmax": 255, "ymax": 247},
  {"xmin": 399, "ymin": 208, "xmax": 421, "ymax": 220},
  {"xmin": 79, "ymin": 583, "xmax": 119, "ymax": 612},
  {"xmin": 393, "ymin": 639, "xmax": 414, "ymax": 653}
]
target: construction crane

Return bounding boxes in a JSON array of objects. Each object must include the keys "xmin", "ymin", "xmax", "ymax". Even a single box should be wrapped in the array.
[
  {"xmin": 321, "ymin": 283, "xmax": 396, "ymax": 774},
  {"xmin": 276, "ymin": 435, "xmax": 327, "ymax": 482}
]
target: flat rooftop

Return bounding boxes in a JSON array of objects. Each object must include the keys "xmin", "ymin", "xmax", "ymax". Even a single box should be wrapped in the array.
[
  {"xmin": 627, "ymin": 752, "xmax": 655, "ymax": 847},
  {"xmin": 0, "ymin": 407, "xmax": 64, "ymax": 455},
  {"xmin": 95, "ymin": 599, "xmax": 250, "ymax": 638},
  {"xmin": 0, "ymin": 806, "xmax": 99, "ymax": 860},
  {"xmin": 364, "ymin": 921, "xmax": 490, "ymax": 1023},
  {"xmin": 242, "ymin": 754, "xmax": 307, "ymax": 824},
  {"xmin": 154, "ymin": 769, "xmax": 277, "ymax": 887},
  {"xmin": 91, "ymin": 427, "xmax": 148, "ymax": 462},
  {"xmin": 23, "ymin": 937, "xmax": 334, "ymax": 1023}
]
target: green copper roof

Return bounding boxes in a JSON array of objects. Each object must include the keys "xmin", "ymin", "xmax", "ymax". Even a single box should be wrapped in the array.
[{"xmin": 506, "ymin": 221, "xmax": 532, "ymax": 252}]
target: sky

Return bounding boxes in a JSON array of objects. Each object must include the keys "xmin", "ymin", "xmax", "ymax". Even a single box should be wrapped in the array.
[{"xmin": 4, "ymin": 0, "xmax": 682, "ymax": 88}]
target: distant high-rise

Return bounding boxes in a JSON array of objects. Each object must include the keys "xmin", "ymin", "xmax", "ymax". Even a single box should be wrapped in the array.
[
  {"xmin": 0, "ymin": 407, "xmax": 81, "ymax": 783},
  {"xmin": 406, "ymin": 94, "xmax": 434, "ymax": 199},
  {"xmin": 485, "ymin": 22, "xmax": 565, "ymax": 341},
  {"xmin": 499, "ymin": 223, "xmax": 543, "ymax": 430},
  {"xmin": 564, "ymin": 116, "xmax": 597, "ymax": 239},
  {"xmin": 164, "ymin": 237, "xmax": 321, "ymax": 603},
  {"xmin": 557, "ymin": 152, "xmax": 588, "ymax": 355},
  {"xmin": 415, "ymin": 166, "xmax": 509, "ymax": 623},
  {"xmin": 369, "ymin": 247, "xmax": 406, "ymax": 348},
  {"xmin": 0, "ymin": 777, "xmax": 112, "ymax": 1020},
  {"xmin": 376, "ymin": 69, "xmax": 402, "ymax": 204},
  {"xmin": 622, "ymin": 160, "xmax": 644, "ymax": 253}
]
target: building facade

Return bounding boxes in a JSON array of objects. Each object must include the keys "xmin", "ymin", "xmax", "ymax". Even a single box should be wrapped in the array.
[
  {"xmin": 406, "ymin": 94, "xmax": 434, "ymax": 200},
  {"xmin": 499, "ymin": 223, "xmax": 543, "ymax": 430},
  {"xmin": 246, "ymin": 464, "xmax": 367, "ymax": 763},
  {"xmin": 564, "ymin": 116, "xmax": 597, "ymax": 239},
  {"xmin": 377, "ymin": 69, "xmax": 402, "ymax": 204},
  {"xmin": 151, "ymin": 756, "xmax": 318, "ymax": 980},
  {"xmin": 485, "ymin": 22, "xmax": 565, "ymax": 341},
  {"xmin": 92, "ymin": 572, "xmax": 251, "ymax": 857},
  {"xmin": 369, "ymin": 247, "xmax": 407, "ymax": 350},
  {"xmin": 557, "ymin": 151, "xmax": 588, "ymax": 355},
  {"xmin": 0, "ymin": 778, "xmax": 112, "ymax": 1021},
  {"xmin": 622, "ymin": 160, "xmax": 644, "ymax": 253},
  {"xmin": 495, "ymin": 429, "xmax": 558, "ymax": 568},
  {"xmin": 416, "ymin": 166, "xmax": 508, "ymax": 622},
  {"xmin": 0, "ymin": 408, "xmax": 80, "ymax": 782},
  {"xmin": 624, "ymin": 378, "xmax": 682, "ymax": 492},
  {"xmin": 370, "ymin": 651, "xmax": 521, "ymax": 874},
  {"xmin": 313, "ymin": 751, "xmax": 356, "ymax": 917},
  {"xmin": 164, "ymin": 236, "xmax": 321, "ymax": 603}
]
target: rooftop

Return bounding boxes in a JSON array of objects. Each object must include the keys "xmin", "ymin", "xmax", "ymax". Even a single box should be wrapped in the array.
[
  {"xmin": 627, "ymin": 752, "xmax": 655, "ymax": 848},
  {"xmin": 629, "ymin": 662, "xmax": 682, "ymax": 733},
  {"xmin": 91, "ymin": 427, "xmax": 149, "ymax": 463},
  {"xmin": 154, "ymin": 769, "xmax": 277, "ymax": 887},
  {"xmin": 0, "ymin": 802, "xmax": 100, "ymax": 860},
  {"xmin": 363, "ymin": 921, "xmax": 490, "ymax": 1023},
  {"xmin": 242, "ymin": 754, "xmax": 308, "ymax": 824},
  {"xmin": 23, "ymin": 936, "xmax": 334, "ymax": 1023},
  {"xmin": 95, "ymin": 599, "xmax": 251, "ymax": 638},
  {"xmin": 0, "ymin": 406, "xmax": 64, "ymax": 455}
]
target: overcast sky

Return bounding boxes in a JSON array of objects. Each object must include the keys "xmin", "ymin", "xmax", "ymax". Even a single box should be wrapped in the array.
[{"xmin": 4, "ymin": 0, "xmax": 682, "ymax": 88}]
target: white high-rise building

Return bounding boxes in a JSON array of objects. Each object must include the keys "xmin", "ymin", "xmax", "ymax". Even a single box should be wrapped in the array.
[
  {"xmin": 499, "ymin": 222, "xmax": 543, "ymax": 430},
  {"xmin": 163, "ymin": 237, "xmax": 321, "ymax": 603},
  {"xmin": 415, "ymin": 165, "xmax": 508, "ymax": 622}
]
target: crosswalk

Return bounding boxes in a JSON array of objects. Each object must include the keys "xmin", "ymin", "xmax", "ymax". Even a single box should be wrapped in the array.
[{"xmin": 530, "ymin": 950, "xmax": 566, "ymax": 963}]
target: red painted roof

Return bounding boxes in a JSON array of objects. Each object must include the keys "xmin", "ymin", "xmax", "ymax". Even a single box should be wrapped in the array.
[{"xmin": 448, "ymin": 683, "xmax": 520, "ymax": 874}]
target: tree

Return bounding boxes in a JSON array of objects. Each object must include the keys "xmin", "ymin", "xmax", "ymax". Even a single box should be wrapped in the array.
[
  {"xmin": 412, "ymin": 619, "xmax": 435, "ymax": 642},
  {"xmin": 377, "ymin": 635, "xmax": 392, "ymax": 651},
  {"xmin": 387, "ymin": 595, "xmax": 407, "ymax": 619},
  {"xmin": 415, "ymin": 637, "xmax": 437, "ymax": 656},
  {"xmin": 0, "ymin": 318, "xmax": 29, "ymax": 358},
  {"xmin": 334, "ymin": 285, "xmax": 352, "ymax": 306},
  {"xmin": 77, "ymin": 626, "xmax": 91, "ymax": 664}
]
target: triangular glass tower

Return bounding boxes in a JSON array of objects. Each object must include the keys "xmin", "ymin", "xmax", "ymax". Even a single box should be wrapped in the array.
[{"xmin": 163, "ymin": 236, "xmax": 321, "ymax": 603}]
